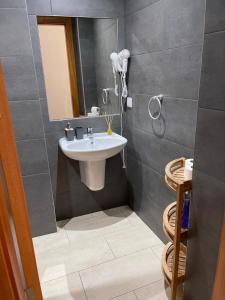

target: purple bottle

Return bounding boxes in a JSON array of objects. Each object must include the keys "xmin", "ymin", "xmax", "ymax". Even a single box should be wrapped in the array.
[{"xmin": 182, "ymin": 192, "xmax": 190, "ymax": 229}]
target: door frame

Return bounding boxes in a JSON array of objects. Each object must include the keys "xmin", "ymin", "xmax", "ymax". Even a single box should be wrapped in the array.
[
  {"xmin": 212, "ymin": 213, "xmax": 225, "ymax": 300},
  {"xmin": 0, "ymin": 63, "xmax": 43, "ymax": 299}
]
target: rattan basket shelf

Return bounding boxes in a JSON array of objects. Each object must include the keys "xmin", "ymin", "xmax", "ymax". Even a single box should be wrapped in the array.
[
  {"xmin": 163, "ymin": 202, "xmax": 188, "ymax": 241},
  {"xmin": 162, "ymin": 157, "xmax": 192, "ymax": 300},
  {"xmin": 165, "ymin": 157, "xmax": 192, "ymax": 192},
  {"xmin": 162, "ymin": 242, "xmax": 187, "ymax": 285}
]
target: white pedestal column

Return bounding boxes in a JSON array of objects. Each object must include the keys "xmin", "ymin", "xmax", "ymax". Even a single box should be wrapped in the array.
[{"xmin": 79, "ymin": 160, "xmax": 106, "ymax": 191}]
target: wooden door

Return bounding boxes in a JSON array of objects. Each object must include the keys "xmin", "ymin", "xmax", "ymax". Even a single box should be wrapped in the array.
[
  {"xmin": 212, "ymin": 213, "xmax": 225, "ymax": 300},
  {"xmin": 0, "ymin": 63, "xmax": 43, "ymax": 299},
  {"xmin": 0, "ymin": 177, "xmax": 25, "ymax": 300}
]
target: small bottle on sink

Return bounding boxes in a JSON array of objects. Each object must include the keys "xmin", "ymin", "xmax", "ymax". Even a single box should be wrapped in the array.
[{"xmin": 64, "ymin": 122, "xmax": 74, "ymax": 141}]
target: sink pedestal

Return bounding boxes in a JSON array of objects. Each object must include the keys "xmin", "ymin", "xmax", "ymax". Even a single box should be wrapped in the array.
[{"xmin": 79, "ymin": 160, "xmax": 106, "ymax": 191}]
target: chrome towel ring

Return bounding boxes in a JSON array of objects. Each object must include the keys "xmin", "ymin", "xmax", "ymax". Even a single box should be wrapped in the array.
[
  {"xmin": 148, "ymin": 94, "xmax": 164, "ymax": 120},
  {"xmin": 102, "ymin": 88, "xmax": 109, "ymax": 104}
]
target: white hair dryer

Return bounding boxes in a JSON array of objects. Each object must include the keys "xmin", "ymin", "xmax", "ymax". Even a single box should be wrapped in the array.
[{"xmin": 110, "ymin": 49, "xmax": 130, "ymax": 98}]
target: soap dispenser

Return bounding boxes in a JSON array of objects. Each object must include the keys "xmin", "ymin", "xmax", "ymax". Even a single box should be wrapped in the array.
[{"xmin": 64, "ymin": 122, "xmax": 74, "ymax": 141}]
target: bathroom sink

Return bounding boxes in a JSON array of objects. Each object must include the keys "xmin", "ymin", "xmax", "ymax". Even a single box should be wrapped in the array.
[
  {"xmin": 59, "ymin": 132, "xmax": 127, "ymax": 161},
  {"xmin": 59, "ymin": 132, "xmax": 127, "ymax": 191}
]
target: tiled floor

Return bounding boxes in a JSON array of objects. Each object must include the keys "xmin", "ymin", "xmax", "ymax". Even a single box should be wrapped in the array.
[{"xmin": 33, "ymin": 206, "xmax": 171, "ymax": 300}]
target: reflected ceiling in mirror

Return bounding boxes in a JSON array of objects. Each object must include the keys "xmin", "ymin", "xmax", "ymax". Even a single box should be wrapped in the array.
[{"xmin": 37, "ymin": 16, "xmax": 119, "ymax": 120}]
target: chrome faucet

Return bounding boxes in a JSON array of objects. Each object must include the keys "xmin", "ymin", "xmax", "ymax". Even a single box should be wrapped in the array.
[{"xmin": 87, "ymin": 127, "xmax": 94, "ymax": 144}]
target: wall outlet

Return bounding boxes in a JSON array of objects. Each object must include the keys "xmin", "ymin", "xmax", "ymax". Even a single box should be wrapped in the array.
[{"xmin": 127, "ymin": 97, "xmax": 132, "ymax": 108}]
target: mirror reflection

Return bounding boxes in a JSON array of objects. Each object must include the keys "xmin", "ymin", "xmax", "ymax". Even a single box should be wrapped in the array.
[{"xmin": 37, "ymin": 16, "xmax": 119, "ymax": 120}]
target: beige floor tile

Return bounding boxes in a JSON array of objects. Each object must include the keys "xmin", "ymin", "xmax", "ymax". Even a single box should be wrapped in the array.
[
  {"xmin": 105, "ymin": 225, "xmax": 162, "ymax": 257},
  {"xmin": 34, "ymin": 207, "xmax": 168, "ymax": 300},
  {"xmin": 134, "ymin": 280, "xmax": 169, "ymax": 300},
  {"xmin": 36, "ymin": 235, "xmax": 114, "ymax": 283},
  {"xmin": 113, "ymin": 292, "xmax": 138, "ymax": 300},
  {"xmin": 135, "ymin": 280, "xmax": 183, "ymax": 300},
  {"xmin": 151, "ymin": 244, "xmax": 164, "ymax": 261},
  {"xmin": 80, "ymin": 248, "xmax": 163, "ymax": 300},
  {"xmin": 65, "ymin": 209, "xmax": 131, "ymax": 242},
  {"xmin": 122, "ymin": 210, "xmax": 148, "ymax": 228},
  {"xmin": 41, "ymin": 272, "xmax": 87, "ymax": 300},
  {"xmin": 33, "ymin": 227, "xmax": 69, "ymax": 255}
]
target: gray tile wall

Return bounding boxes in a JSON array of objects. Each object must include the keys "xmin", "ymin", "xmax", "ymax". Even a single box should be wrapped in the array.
[
  {"xmin": 50, "ymin": 0, "xmax": 124, "ymax": 18},
  {"xmin": 0, "ymin": 3, "xmax": 56, "ymax": 237},
  {"xmin": 0, "ymin": 0, "xmax": 126, "ymax": 237},
  {"xmin": 184, "ymin": 0, "xmax": 225, "ymax": 298},
  {"xmin": 94, "ymin": 18, "xmax": 119, "ymax": 114},
  {"xmin": 76, "ymin": 18, "xmax": 98, "ymax": 113},
  {"xmin": 124, "ymin": 0, "xmax": 206, "ymax": 240}
]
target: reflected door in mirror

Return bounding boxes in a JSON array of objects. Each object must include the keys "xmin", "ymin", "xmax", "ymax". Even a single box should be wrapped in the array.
[{"xmin": 38, "ymin": 17, "xmax": 80, "ymax": 119}]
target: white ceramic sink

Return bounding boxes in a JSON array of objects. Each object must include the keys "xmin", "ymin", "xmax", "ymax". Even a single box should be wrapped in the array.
[
  {"xmin": 59, "ymin": 132, "xmax": 127, "ymax": 161},
  {"xmin": 59, "ymin": 132, "xmax": 127, "ymax": 191}
]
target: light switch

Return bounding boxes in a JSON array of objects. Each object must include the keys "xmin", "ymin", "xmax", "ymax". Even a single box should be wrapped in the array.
[{"xmin": 127, "ymin": 97, "xmax": 132, "ymax": 108}]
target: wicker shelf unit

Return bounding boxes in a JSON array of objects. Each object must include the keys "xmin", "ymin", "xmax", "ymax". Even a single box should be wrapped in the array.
[
  {"xmin": 163, "ymin": 202, "xmax": 188, "ymax": 241},
  {"xmin": 162, "ymin": 157, "xmax": 192, "ymax": 300},
  {"xmin": 162, "ymin": 242, "xmax": 187, "ymax": 285}
]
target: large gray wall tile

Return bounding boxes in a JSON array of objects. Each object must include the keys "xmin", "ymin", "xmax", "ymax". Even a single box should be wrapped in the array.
[
  {"xmin": 163, "ymin": 0, "xmax": 205, "ymax": 50},
  {"xmin": 126, "ymin": 95, "xmax": 197, "ymax": 148},
  {"xmin": 2, "ymin": 56, "xmax": 39, "ymax": 101},
  {"xmin": 126, "ymin": 0, "xmax": 205, "ymax": 55},
  {"xmin": 9, "ymin": 101, "xmax": 44, "ymax": 140},
  {"xmin": 194, "ymin": 108, "xmax": 225, "ymax": 183},
  {"xmin": 127, "ymin": 154, "xmax": 161, "ymax": 205},
  {"xmin": 125, "ymin": 0, "xmax": 159, "ymax": 15},
  {"xmin": 199, "ymin": 31, "xmax": 225, "ymax": 111},
  {"xmin": 26, "ymin": 0, "xmax": 52, "ymax": 15},
  {"xmin": 126, "ymin": 128, "xmax": 162, "ymax": 174},
  {"xmin": 17, "ymin": 139, "xmax": 48, "ymax": 176},
  {"xmin": 125, "ymin": 2, "xmax": 164, "ymax": 54},
  {"xmin": 28, "ymin": 15, "xmax": 46, "ymax": 99},
  {"xmin": 23, "ymin": 174, "xmax": 56, "ymax": 237},
  {"xmin": 158, "ymin": 44, "xmax": 202, "ymax": 100},
  {"xmin": 0, "ymin": 8, "xmax": 32, "ymax": 56},
  {"xmin": 126, "ymin": 127, "xmax": 193, "ymax": 177},
  {"xmin": 185, "ymin": 170, "xmax": 225, "ymax": 300},
  {"xmin": 205, "ymin": 0, "xmax": 225, "ymax": 33},
  {"xmin": 128, "ymin": 45, "xmax": 202, "ymax": 100},
  {"xmin": 0, "ymin": 0, "xmax": 25, "ymax": 8},
  {"xmin": 163, "ymin": 98, "xmax": 198, "ymax": 148},
  {"xmin": 125, "ymin": 94, "xmax": 166, "ymax": 138},
  {"xmin": 127, "ymin": 154, "xmax": 168, "ymax": 241},
  {"xmin": 159, "ymin": 139, "xmax": 193, "ymax": 173},
  {"xmin": 51, "ymin": 0, "xmax": 124, "ymax": 17}
]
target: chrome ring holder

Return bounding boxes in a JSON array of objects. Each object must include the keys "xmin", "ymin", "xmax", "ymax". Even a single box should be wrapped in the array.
[{"xmin": 148, "ymin": 94, "xmax": 164, "ymax": 120}]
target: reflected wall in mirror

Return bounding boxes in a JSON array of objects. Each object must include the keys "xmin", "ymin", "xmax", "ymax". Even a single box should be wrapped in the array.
[{"xmin": 37, "ymin": 16, "xmax": 119, "ymax": 120}]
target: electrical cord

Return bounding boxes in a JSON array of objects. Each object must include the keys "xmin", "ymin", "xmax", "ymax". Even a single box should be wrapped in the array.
[{"xmin": 120, "ymin": 74, "xmax": 127, "ymax": 169}]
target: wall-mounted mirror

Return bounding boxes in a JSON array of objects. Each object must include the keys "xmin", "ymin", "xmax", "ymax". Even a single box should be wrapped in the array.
[{"xmin": 37, "ymin": 16, "xmax": 119, "ymax": 120}]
